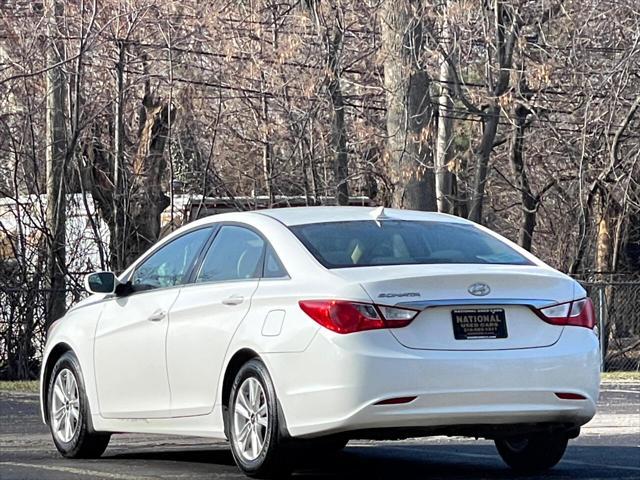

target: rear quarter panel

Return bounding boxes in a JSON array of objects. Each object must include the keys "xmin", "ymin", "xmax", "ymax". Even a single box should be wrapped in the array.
[{"xmin": 217, "ymin": 213, "xmax": 375, "ymax": 407}]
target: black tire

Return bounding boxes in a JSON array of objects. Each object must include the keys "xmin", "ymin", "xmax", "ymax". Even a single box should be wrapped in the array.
[
  {"xmin": 47, "ymin": 351, "xmax": 111, "ymax": 458},
  {"xmin": 228, "ymin": 359, "xmax": 288, "ymax": 478},
  {"xmin": 495, "ymin": 431, "xmax": 569, "ymax": 473}
]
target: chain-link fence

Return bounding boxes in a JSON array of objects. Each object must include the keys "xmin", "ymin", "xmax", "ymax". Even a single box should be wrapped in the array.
[
  {"xmin": 1, "ymin": 280, "xmax": 639, "ymax": 380},
  {"xmin": 583, "ymin": 281, "xmax": 640, "ymax": 372},
  {"xmin": 0, "ymin": 287, "xmax": 86, "ymax": 380}
]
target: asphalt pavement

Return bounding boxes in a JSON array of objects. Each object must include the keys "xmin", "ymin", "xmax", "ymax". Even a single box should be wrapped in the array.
[{"xmin": 1, "ymin": 383, "xmax": 638, "ymax": 479}]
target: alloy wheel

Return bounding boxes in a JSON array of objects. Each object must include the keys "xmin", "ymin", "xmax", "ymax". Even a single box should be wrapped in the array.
[
  {"xmin": 51, "ymin": 368, "xmax": 80, "ymax": 443},
  {"xmin": 233, "ymin": 377, "xmax": 269, "ymax": 461}
]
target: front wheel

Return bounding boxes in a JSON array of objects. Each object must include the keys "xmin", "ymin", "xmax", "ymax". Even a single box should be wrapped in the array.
[
  {"xmin": 495, "ymin": 431, "xmax": 568, "ymax": 473},
  {"xmin": 47, "ymin": 352, "xmax": 110, "ymax": 458},
  {"xmin": 228, "ymin": 359, "xmax": 287, "ymax": 478}
]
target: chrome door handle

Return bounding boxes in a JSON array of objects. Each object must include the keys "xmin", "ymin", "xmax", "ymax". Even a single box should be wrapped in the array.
[
  {"xmin": 222, "ymin": 295, "xmax": 244, "ymax": 306},
  {"xmin": 148, "ymin": 309, "xmax": 166, "ymax": 322}
]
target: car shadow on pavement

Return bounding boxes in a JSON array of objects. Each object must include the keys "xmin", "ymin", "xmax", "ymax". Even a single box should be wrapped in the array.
[
  {"xmin": 105, "ymin": 444, "xmax": 640, "ymax": 479},
  {"xmin": 107, "ymin": 446, "xmax": 238, "ymax": 466}
]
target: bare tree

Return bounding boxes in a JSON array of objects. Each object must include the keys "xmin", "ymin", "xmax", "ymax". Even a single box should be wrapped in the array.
[
  {"xmin": 125, "ymin": 98, "xmax": 175, "ymax": 267},
  {"xmin": 303, "ymin": 1, "xmax": 350, "ymax": 205},
  {"xmin": 44, "ymin": 0, "xmax": 68, "ymax": 327},
  {"xmin": 2, "ymin": 0, "xmax": 640, "ymax": 378},
  {"xmin": 380, "ymin": 0, "xmax": 436, "ymax": 211},
  {"xmin": 326, "ymin": 15, "xmax": 349, "ymax": 206},
  {"xmin": 435, "ymin": 0, "xmax": 455, "ymax": 214},
  {"xmin": 467, "ymin": 1, "xmax": 523, "ymax": 224},
  {"xmin": 508, "ymin": 77, "xmax": 555, "ymax": 251}
]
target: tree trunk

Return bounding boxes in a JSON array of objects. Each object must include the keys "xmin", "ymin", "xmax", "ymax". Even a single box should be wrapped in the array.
[
  {"xmin": 309, "ymin": 118, "xmax": 320, "ymax": 202},
  {"xmin": 125, "ymin": 100, "xmax": 174, "ymax": 267},
  {"xmin": 595, "ymin": 198, "xmax": 614, "ymax": 275},
  {"xmin": 86, "ymin": 124, "xmax": 119, "ymax": 267},
  {"xmin": 113, "ymin": 40, "xmax": 127, "ymax": 272},
  {"xmin": 261, "ymin": 73, "xmax": 273, "ymax": 206},
  {"xmin": 328, "ymin": 28, "xmax": 349, "ymax": 206},
  {"xmin": 595, "ymin": 196, "xmax": 615, "ymax": 368},
  {"xmin": 44, "ymin": 0, "xmax": 67, "ymax": 328},
  {"xmin": 468, "ymin": 2, "xmax": 522, "ymax": 224},
  {"xmin": 380, "ymin": 0, "xmax": 436, "ymax": 211},
  {"xmin": 468, "ymin": 103, "xmax": 499, "ymax": 223},
  {"xmin": 510, "ymin": 101, "xmax": 537, "ymax": 251},
  {"xmin": 595, "ymin": 198, "xmax": 613, "ymax": 274},
  {"xmin": 435, "ymin": 0, "xmax": 454, "ymax": 214}
]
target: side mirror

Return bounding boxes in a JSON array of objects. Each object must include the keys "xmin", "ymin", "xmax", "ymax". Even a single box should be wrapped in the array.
[{"xmin": 84, "ymin": 271, "xmax": 117, "ymax": 295}]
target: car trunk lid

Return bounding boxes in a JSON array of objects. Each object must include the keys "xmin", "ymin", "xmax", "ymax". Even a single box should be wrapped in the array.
[{"xmin": 331, "ymin": 264, "xmax": 576, "ymax": 351}]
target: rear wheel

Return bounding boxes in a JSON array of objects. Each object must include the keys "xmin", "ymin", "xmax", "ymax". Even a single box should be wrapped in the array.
[
  {"xmin": 228, "ymin": 359, "xmax": 287, "ymax": 478},
  {"xmin": 495, "ymin": 431, "xmax": 568, "ymax": 473},
  {"xmin": 47, "ymin": 352, "xmax": 110, "ymax": 458}
]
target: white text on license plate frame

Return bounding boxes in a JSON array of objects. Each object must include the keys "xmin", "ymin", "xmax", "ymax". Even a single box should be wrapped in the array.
[{"xmin": 451, "ymin": 308, "xmax": 508, "ymax": 340}]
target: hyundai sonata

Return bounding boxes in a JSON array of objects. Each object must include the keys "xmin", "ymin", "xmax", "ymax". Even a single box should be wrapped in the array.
[{"xmin": 40, "ymin": 206, "xmax": 599, "ymax": 477}]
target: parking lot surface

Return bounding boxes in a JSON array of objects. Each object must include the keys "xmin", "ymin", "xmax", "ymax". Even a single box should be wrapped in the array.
[{"xmin": 1, "ymin": 382, "xmax": 638, "ymax": 479}]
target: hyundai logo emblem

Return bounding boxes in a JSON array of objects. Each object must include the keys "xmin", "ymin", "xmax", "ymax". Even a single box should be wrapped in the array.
[{"xmin": 468, "ymin": 282, "xmax": 491, "ymax": 296}]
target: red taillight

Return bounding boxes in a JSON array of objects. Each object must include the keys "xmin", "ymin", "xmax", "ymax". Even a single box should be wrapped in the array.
[
  {"xmin": 298, "ymin": 300, "xmax": 418, "ymax": 334},
  {"xmin": 535, "ymin": 297, "xmax": 595, "ymax": 329}
]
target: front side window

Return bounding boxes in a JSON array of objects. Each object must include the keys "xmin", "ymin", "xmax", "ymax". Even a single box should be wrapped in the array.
[
  {"xmin": 290, "ymin": 220, "xmax": 531, "ymax": 268},
  {"xmin": 130, "ymin": 228, "xmax": 212, "ymax": 291},
  {"xmin": 196, "ymin": 226, "xmax": 265, "ymax": 283}
]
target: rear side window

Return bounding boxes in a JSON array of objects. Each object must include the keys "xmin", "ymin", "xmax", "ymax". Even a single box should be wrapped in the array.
[
  {"xmin": 290, "ymin": 220, "xmax": 531, "ymax": 268},
  {"xmin": 196, "ymin": 226, "xmax": 265, "ymax": 282},
  {"xmin": 263, "ymin": 244, "xmax": 288, "ymax": 278}
]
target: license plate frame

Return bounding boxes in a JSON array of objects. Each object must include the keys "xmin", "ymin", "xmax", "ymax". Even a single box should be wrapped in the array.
[{"xmin": 451, "ymin": 308, "xmax": 508, "ymax": 340}]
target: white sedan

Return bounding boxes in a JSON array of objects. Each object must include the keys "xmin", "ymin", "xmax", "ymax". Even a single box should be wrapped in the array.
[{"xmin": 40, "ymin": 207, "xmax": 599, "ymax": 477}]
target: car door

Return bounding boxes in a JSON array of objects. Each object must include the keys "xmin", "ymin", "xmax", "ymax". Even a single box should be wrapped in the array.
[
  {"xmin": 166, "ymin": 225, "xmax": 266, "ymax": 417},
  {"xmin": 94, "ymin": 227, "xmax": 213, "ymax": 419}
]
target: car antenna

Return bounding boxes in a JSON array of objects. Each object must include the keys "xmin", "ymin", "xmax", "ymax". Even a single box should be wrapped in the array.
[{"xmin": 370, "ymin": 206, "xmax": 390, "ymax": 227}]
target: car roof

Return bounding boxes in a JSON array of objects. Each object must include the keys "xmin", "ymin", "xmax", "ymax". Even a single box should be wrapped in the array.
[{"xmin": 254, "ymin": 206, "xmax": 472, "ymax": 226}]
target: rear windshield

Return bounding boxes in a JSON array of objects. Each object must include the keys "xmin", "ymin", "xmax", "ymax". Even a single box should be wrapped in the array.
[{"xmin": 290, "ymin": 220, "xmax": 532, "ymax": 268}]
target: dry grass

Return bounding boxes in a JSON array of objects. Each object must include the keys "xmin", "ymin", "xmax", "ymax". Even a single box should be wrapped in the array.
[
  {"xmin": 0, "ymin": 381, "xmax": 39, "ymax": 393},
  {"xmin": 601, "ymin": 371, "xmax": 640, "ymax": 382}
]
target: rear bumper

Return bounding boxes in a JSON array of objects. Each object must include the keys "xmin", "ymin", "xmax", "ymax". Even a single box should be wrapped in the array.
[{"xmin": 264, "ymin": 326, "xmax": 599, "ymax": 438}]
